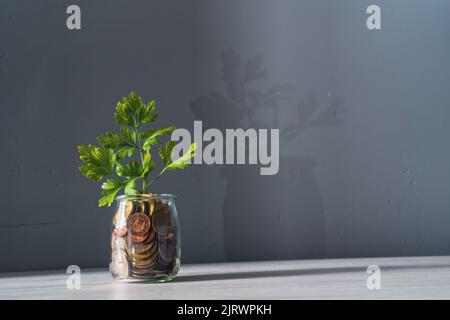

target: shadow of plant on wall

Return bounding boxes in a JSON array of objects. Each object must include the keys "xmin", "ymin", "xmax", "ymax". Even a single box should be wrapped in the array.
[{"xmin": 190, "ymin": 47, "xmax": 345, "ymax": 261}]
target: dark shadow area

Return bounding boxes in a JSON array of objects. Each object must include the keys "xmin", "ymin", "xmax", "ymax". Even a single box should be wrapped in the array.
[
  {"xmin": 190, "ymin": 48, "xmax": 345, "ymax": 261},
  {"xmin": 174, "ymin": 263, "xmax": 450, "ymax": 283}
]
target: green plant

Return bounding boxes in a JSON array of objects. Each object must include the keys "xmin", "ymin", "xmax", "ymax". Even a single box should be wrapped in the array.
[{"xmin": 77, "ymin": 92, "xmax": 196, "ymax": 207}]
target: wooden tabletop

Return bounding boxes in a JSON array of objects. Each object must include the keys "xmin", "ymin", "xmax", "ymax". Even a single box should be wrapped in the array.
[{"xmin": 1, "ymin": 256, "xmax": 450, "ymax": 299}]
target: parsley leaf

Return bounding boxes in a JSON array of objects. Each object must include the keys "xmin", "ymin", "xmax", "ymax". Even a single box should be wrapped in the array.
[
  {"xmin": 78, "ymin": 145, "xmax": 116, "ymax": 181},
  {"xmin": 96, "ymin": 132, "xmax": 122, "ymax": 149},
  {"xmin": 166, "ymin": 143, "xmax": 197, "ymax": 170},
  {"xmin": 142, "ymin": 125, "xmax": 176, "ymax": 151},
  {"xmin": 99, "ymin": 178, "xmax": 123, "ymax": 207},
  {"xmin": 78, "ymin": 91, "xmax": 195, "ymax": 207},
  {"xmin": 159, "ymin": 142, "xmax": 197, "ymax": 170}
]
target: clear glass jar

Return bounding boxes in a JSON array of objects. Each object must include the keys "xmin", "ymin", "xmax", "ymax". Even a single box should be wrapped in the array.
[{"xmin": 109, "ymin": 194, "xmax": 180, "ymax": 282}]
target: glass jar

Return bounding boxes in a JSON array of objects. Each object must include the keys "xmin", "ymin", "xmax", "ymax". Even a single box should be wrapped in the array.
[{"xmin": 109, "ymin": 194, "xmax": 180, "ymax": 282}]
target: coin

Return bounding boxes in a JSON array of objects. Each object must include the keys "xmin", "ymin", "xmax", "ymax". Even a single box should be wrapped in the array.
[
  {"xmin": 131, "ymin": 266, "xmax": 155, "ymax": 276},
  {"xmin": 128, "ymin": 212, "xmax": 151, "ymax": 235},
  {"xmin": 149, "ymin": 266, "xmax": 171, "ymax": 274},
  {"xmin": 145, "ymin": 228, "xmax": 157, "ymax": 243},
  {"xmin": 141, "ymin": 194, "xmax": 158, "ymax": 216},
  {"xmin": 153, "ymin": 201, "xmax": 169, "ymax": 216},
  {"xmin": 152, "ymin": 206, "xmax": 172, "ymax": 237},
  {"xmin": 131, "ymin": 259, "xmax": 157, "ymax": 269},
  {"xmin": 166, "ymin": 232, "xmax": 175, "ymax": 241},
  {"xmin": 131, "ymin": 266, "xmax": 150, "ymax": 274},
  {"xmin": 158, "ymin": 237, "xmax": 174, "ymax": 264},
  {"xmin": 129, "ymin": 232, "xmax": 148, "ymax": 244},
  {"xmin": 113, "ymin": 201, "xmax": 134, "ymax": 226},
  {"xmin": 133, "ymin": 201, "xmax": 149, "ymax": 215},
  {"xmin": 126, "ymin": 230, "xmax": 157, "ymax": 254},
  {"xmin": 130, "ymin": 253, "xmax": 158, "ymax": 268},
  {"xmin": 126, "ymin": 231, "xmax": 158, "ymax": 263},
  {"xmin": 129, "ymin": 242, "xmax": 158, "ymax": 261},
  {"xmin": 128, "ymin": 244, "xmax": 158, "ymax": 268},
  {"xmin": 147, "ymin": 199, "xmax": 156, "ymax": 216},
  {"xmin": 113, "ymin": 196, "xmax": 178, "ymax": 280}
]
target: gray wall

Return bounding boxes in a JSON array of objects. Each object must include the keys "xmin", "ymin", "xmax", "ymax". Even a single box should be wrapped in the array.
[{"xmin": 1, "ymin": 0, "xmax": 450, "ymax": 272}]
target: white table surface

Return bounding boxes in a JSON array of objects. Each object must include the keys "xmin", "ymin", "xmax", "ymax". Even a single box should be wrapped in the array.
[{"xmin": 1, "ymin": 256, "xmax": 450, "ymax": 299}]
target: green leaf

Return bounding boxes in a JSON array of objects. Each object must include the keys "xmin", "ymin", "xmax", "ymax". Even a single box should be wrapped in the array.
[
  {"xmin": 126, "ymin": 92, "xmax": 143, "ymax": 115},
  {"xmin": 78, "ymin": 91, "xmax": 196, "ymax": 207},
  {"xmin": 142, "ymin": 126, "xmax": 176, "ymax": 150},
  {"xmin": 141, "ymin": 129, "xmax": 155, "ymax": 140},
  {"xmin": 141, "ymin": 129, "xmax": 158, "ymax": 149},
  {"xmin": 140, "ymin": 100, "xmax": 158, "ymax": 124},
  {"xmin": 142, "ymin": 150, "xmax": 155, "ymax": 177},
  {"xmin": 99, "ymin": 178, "xmax": 124, "ymax": 207},
  {"xmin": 96, "ymin": 132, "xmax": 122, "ymax": 149},
  {"xmin": 159, "ymin": 142, "xmax": 197, "ymax": 171},
  {"xmin": 115, "ymin": 162, "xmax": 125, "ymax": 177},
  {"xmin": 117, "ymin": 160, "xmax": 143, "ymax": 178},
  {"xmin": 79, "ymin": 163, "xmax": 110, "ymax": 181},
  {"xmin": 113, "ymin": 92, "xmax": 157, "ymax": 127},
  {"xmin": 120, "ymin": 126, "xmax": 137, "ymax": 146},
  {"xmin": 166, "ymin": 143, "xmax": 197, "ymax": 170},
  {"xmin": 158, "ymin": 141, "xmax": 176, "ymax": 167},
  {"xmin": 78, "ymin": 145, "xmax": 116, "ymax": 170},
  {"xmin": 124, "ymin": 178, "xmax": 140, "ymax": 196},
  {"xmin": 114, "ymin": 101, "xmax": 134, "ymax": 126},
  {"xmin": 116, "ymin": 146, "xmax": 135, "ymax": 159},
  {"xmin": 77, "ymin": 145, "xmax": 116, "ymax": 181},
  {"xmin": 101, "ymin": 178, "xmax": 123, "ymax": 191}
]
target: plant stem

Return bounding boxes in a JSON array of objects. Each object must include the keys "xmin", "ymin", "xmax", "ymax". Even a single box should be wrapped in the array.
[
  {"xmin": 147, "ymin": 167, "xmax": 167, "ymax": 189},
  {"xmin": 132, "ymin": 115, "xmax": 148, "ymax": 194},
  {"xmin": 142, "ymin": 179, "xmax": 147, "ymax": 194}
]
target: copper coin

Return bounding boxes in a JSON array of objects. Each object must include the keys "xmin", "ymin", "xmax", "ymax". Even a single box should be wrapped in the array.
[
  {"xmin": 127, "ymin": 230, "xmax": 156, "ymax": 247},
  {"xmin": 152, "ymin": 208, "xmax": 172, "ymax": 236},
  {"xmin": 131, "ymin": 266, "xmax": 155, "ymax": 276},
  {"xmin": 166, "ymin": 232, "xmax": 174, "ymax": 240},
  {"xmin": 134, "ymin": 239, "xmax": 158, "ymax": 257},
  {"xmin": 127, "ymin": 212, "xmax": 150, "ymax": 235},
  {"xmin": 131, "ymin": 266, "xmax": 150, "ymax": 274},
  {"xmin": 130, "ymin": 272, "xmax": 158, "ymax": 280},
  {"xmin": 126, "ymin": 235, "xmax": 158, "ymax": 258},
  {"xmin": 154, "ymin": 201, "xmax": 169, "ymax": 215},
  {"xmin": 129, "ymin": 232, "xmax": 147, "ymax": 243},
  {"xmin": 158, "ymin": 238, "xmax": 174, "ymax": 264},
  {"xmin": 129, "ymin": 231, "xmax": 148, "ymax": 244},
  {"xmin": 126, "ymin": 229, "xmax": 156, "ymax": 247},
  {"xmin": 127, "ymin": 232, "xmax": 157, "ymax": 254}
]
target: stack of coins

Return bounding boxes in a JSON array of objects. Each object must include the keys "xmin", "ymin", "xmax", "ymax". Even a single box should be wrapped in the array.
[
  {"xmin": 110, "ymin": 196, "xmax": 177, "ymax": 281},
  {"xmin": 152, "ymin": 203, "xmax": 175, "ymax": 273}
]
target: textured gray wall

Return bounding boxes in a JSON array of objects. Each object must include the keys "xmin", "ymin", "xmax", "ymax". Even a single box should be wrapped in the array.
[{"xmin": 1, "ymin": 0, "xmax": 450, "ymax": 272}]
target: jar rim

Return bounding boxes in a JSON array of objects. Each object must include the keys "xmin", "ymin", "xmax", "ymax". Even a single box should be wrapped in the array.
[{"xmin": 115, "ymin": 193, "xmax": 177, "ymax": 201}]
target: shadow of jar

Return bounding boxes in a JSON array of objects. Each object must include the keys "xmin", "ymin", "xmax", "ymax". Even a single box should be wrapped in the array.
[{"xmin": 222, "ymin": 157, "xmax": 325, "ymax": 261}]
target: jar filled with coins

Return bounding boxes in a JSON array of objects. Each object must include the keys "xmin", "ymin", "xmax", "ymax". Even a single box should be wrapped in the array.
[{"xmin": 109, "ymin": 194, "xmax": 180, "ymax": 282}]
